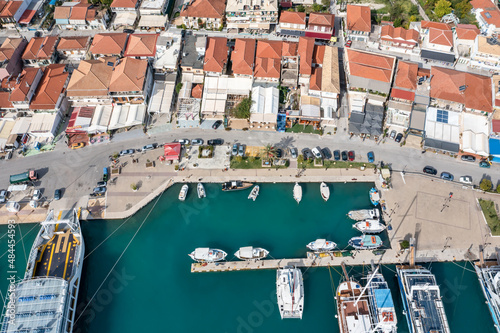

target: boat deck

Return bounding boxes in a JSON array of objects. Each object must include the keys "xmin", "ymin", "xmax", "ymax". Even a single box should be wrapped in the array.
[{"xmin": 33, "ymin": 229, "xmax": 78, "ymax": 280}]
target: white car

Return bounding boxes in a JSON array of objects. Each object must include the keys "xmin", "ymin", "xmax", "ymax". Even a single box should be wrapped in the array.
[
  {"xmin": 32, "ymin": 189, "xmax": 42, "ymax": 201},
  {"xmin": 0, "ymin": 190, "xmax": 7, "ymax": 203},
  {"xmin": 311, "ymin": 147, "xmax": 323, "ymax": 159},
  {"xmin": 459, "ymin": 176, "xmax": 472, "ymax": 185}
]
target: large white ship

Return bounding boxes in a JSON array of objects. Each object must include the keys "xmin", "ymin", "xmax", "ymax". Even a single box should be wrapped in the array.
[
  {"xmin": 475, "ymin": 249, "xmax": 500, "ymax": 333},
  {"xmin": 0, "ymin": 209, "xmax": 85, "ymax": 333},
  {"xmin": 276, "ymin": 267, "xmax": 304, "ymax": 319}
]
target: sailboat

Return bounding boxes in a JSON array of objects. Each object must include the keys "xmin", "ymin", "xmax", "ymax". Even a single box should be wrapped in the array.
[
  {"xmin": 366, "ymin": 266, "xmax": 398, "ymax": 333},
  {"xmin": 475, "ymin": 248, "xmax": 500, "ymax": 332},
  {"xmin": 320, "ymin": 182, "xmax": 330, "ymax": 201},
  {"xmin": 293, "ymin": 183, "xmax": 302, "ymax": 204},
  {"xmin": 276, "ymin": 266, "xmax": 304, "ymax": 319}
]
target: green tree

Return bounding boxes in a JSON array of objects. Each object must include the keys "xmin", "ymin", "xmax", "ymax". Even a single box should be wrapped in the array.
[
  {"xmin": 312, "ymin": 3, "xmax": 324, "ymax": 12},
  {"xmin": 496, "ymin": 184, "xmax": 500, "ymax": 193},
  {"xmin": 480, "ymin": 178, "xmax": 493, "ymax": 191},
  {"xmin": 321, "ymin": 0, "xmax": 330, "ymax": 7},
  {"xmin": 175, "ymin": 83, "xmax": 183, "ymax": 94},
  {"xmin": 231, "ymin": 97, "xmax": 253, "ymax": 119},
  {"xmin": 454, "ymin": 0, "xmax": 472, "ymax": 18},
  {"xmin": 261, "ymin": 144, "xmax": 277, "ymax": 162},
  {"xmin": 434, "ymin": 0, "xmax": 452, "ymax": 18},
  {"xmin": 409, "ymin": 4, "xmax": 420, "ymax": 16},
  {"xmin": 409, "ymin": 15, "xmax": 418, "ymax": 22},
  {"xmin": 297, "ymin": 5, "xmax": 305, "ymax": 12},
  {"xmin": 394, "ymin": 18, "xmax": 403, "ymax": 27}
]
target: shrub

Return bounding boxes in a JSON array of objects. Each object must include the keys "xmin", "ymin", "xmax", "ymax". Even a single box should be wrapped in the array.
[
  {"xmin": 130, "ymin": 183, "xmax": 137, "ymax": 191},
  {"xmin": 496, "ymin": 184, "xmax": 500, "ymax": 193},
  {"xmin": 400, "ymin": 240, "xmax": 410, "ymax": 249},
  {"xmin": 297, "ymin": 155, "xmax": 304, "ymax": 163},
  {"xmin": 480, "ymin": 178, "xmax": 493, "ymax": 191},
  {"xmin": 225, "ymin": 127, "xmax": 231, "ymax": 131}
]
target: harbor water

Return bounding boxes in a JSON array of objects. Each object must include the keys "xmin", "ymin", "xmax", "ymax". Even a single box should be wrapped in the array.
[{"xmin": 0, "ymin": 182, "xmax": 495, "ymax": 332}]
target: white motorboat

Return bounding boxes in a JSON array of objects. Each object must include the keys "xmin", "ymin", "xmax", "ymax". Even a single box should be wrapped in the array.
[
  {"xmin": 293, "ymin": 183, "xmax": 302, "ymax": 204},
  {"xmin": 276, "ymin": 266, "xmax": 304, "ymax": 319},
  {"xmin": 353, "ymin": 219, "xmax": 387, "ymax": 234},
  {"xmin": 248, "ymin": 185, "xmax": 260, "ymax": 201},
  {"xmin": 179, "ymin": 184, "xmax": 188, "ymax": 201},
  {"xmin": 306, "ymin": 239, "xmax": 337, "ymax": 252},
  {"xmin": 235, "ymin": 246, "xmax": 269, "ymax": 260},
  {"xmin": 320, "ymin": 182, "xmax": 330, "ymax": 201},
  {"xmin": 197, "ymin": 183, "xmax": 206, "ymax": 199},
  {"xmin": 188, "ymin": 248, "xmax": 227, "ymax": 262},
  {"xmin": 347, "ymin": 209, "xmax": 380, "ymax": 221}
]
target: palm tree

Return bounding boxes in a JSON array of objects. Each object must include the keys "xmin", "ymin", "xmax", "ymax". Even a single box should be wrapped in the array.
[{"xmin": 262, "ymin": 144, "xmax": 277, "ymax": 162}]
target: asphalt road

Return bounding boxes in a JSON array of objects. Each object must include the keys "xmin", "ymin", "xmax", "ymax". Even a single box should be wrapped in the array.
[{"xmin": 1, "ymin": 128, "xmax": 499, "ymax": 204}]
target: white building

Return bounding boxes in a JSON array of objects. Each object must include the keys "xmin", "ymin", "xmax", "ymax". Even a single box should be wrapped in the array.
[
  {"xmin": 250, "ymin": 86, "xmax": 279, "ymax": 124},
  {"xmin": 154, "ymin": 31, "xmax": 182, "ymax": 72}
]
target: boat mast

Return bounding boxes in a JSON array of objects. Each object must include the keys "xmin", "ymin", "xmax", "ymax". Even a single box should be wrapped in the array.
[{"xmin": 354, "ymin": 266, "xmax": 379, "ymax": 307}]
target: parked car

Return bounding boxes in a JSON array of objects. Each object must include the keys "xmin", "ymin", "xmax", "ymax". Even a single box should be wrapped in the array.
[
  {"xmin": 71, "ymin": 142, "xmax": 85, "ymax": 150},
  {"xmin": 461, "ymin": 155, "xmax": 476, "ymax": 162},
  {"xmin": 341, "ymin": 150, "xmax": 348, "ymax": 161},
  {"xmin": 119, "ymin": 149, "xmax": 135, "ymax": 156},
  {"xmin": 142, "ymin": 143, "xmax": 157, "ymax": 151},
  {"xmin": 54, "ymin": 189, "xmax": 62, "ymax": 201},
  {"xmin": 395, "ymin": 133, "xmax": 404, "ymax": 143},
  {"xmin": 275, "ymin": 148, "xmax": 283, "ymax": 158},
  {"xmin": 345, "ymin": 40, "xmax": 352, "ymax": 48},
  {"xmin": 389, "ymin": 130, "xmax": 396, "ymax": 140},
  {"xmin": 238, "ymin": 144, "xmax": 246, "ymax": 157},
  {"xmin": 32, "ymin": 189, "xmax": 42, "ymax": 201},
  {"xmin": 440, "ymin": 172, "xmax": 454, "ymax": 181},
  {"xmin": 191, "ymin": 139, "xmax": 204, "ymax": 145},
  {"xmin": 321, "ymin": 148, "xmax": 332, "ymax": 160},
  {"xmin": 348, "ymin": 151, "xmax": 355, "ymax": 161},
  {"xmin": 177, "ymin": 139, "xmax": 190, "ymax": 145},
  {"xmin": 333, "ymin": 150, "xmax": 341, "ymax": 161},
  {"xmin": 423, "ymin": 166, "xmax": 437, "ymax": 175},
  {"xmin": 0, "ymin": 190, "xmax": 7, "ymax": 203},
  {"xmin": 367, "ymin": 151, "xmax": 375, "ymax": 163},
  {"xmin": 208, "ymin": 139, "xmax": 224, "ymax": 146},
  {"xmin": 459, "ymin": 176, "xmax": 472, "ymax": 184},
  {"xmin": 232, "ymin": 143, "xmax": 239, "ymax": 156},
  {"xmin": 479, "ymin": 160, "xmax": 491, "ymax": 168},
  {"xmin": 302, "ymin": 148, "xmax": 314, "ymax": 160},
  {"xmin": 212, "ymin": 120, "xmax": 222, "ymax": 129},
  {"xmin": 93, "ymin": 186, "xmax": 107, "ymax": 194},
  {"xmin": 312, "ymin": 147, "xmax": 323, "ymax": 159},
  {"xmin": 289, "ymin": 147, "xmax": 298, "ymax": 159},
  {"xmin": 97, "ymin": 181, "xmax": 107, "ymax": 187}
]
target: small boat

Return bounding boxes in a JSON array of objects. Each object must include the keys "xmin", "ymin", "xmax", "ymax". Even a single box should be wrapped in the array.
[
  {"xmin": 197, "ymin": 183, "xmax": 206, "ymax": 199},
  {"xmin": 293, "ymin": 183, "xmax": 302, "ymax": 204},
  {"xmin": 178, "ymin": 184, "xmax": 188, "ymax": 201},
  {"xmin": 306, "ymin": 239, "xmax": 337, "ymax": 252},
  {"xmin": 366, "ymin": 267, "xmax": 398, "ymax": 333},
  {"xmin": 222, "ymin": 180, "xmax": 253, "ymax": 191},
  {"xmin": 353, "ymin": 219, "xmax": 387, "ymax": 234},
  {"xmin": 248, "ymin": 185, "xmax": 260, "ymax": 201},
  {"xmin": 276, "ymin": 266, "xmax": 304, "ymax": 319},
  {"xmin": 347, "ymin": 209, "xmax": 380, "ymax": 221},
  {"xmin": 348, "ymin": 234, "xmax": 383, "ymax": 250},
  {"xmin": 188, "ymin": 248, "xmax": 227, "ymax": 262},
  {"xmin": 369, "ymin": 187, "xmax": 380, "ymax": 206},
  {"xmin": 320, "ymin": 182, "xmax": 330, "ymax": 201},
  {"xmin": 235, "ymin": 246, "xmax": 269, "ymax": 260}
]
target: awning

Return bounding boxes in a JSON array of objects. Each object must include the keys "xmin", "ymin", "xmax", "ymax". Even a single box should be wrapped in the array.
[
  {"xmin": 11, "ymin": 117, "xmax": 32, "ymax": 135},
  {"xmin": 305, "ymin": 31, "xmax": 332, "ymax": 40},
  {"xmin": 18, "ymin": 10, "xmax": 36, "ymax": 24},
  {"xmin": 421, "ymin": 49, "xmax": 455, "ymax": 63},
  {"xmin": 424, "ymin": 138, "xmax": 460, "ymax": 153},
  {"xmin": 138, "ymin": 15, "xmax": 167, "ymax": 28},
  {"xmin": 113, "ymin": 12, "xmax": 136, "ymax": 27},
  {"xmin": 29, "ymin": 113, "xmax": 60, "ymax": 137},
  {"xmin": 279, "ymin": 29, "xmax": 305, "ymax": 37},
  {"xmin": 391, "ymin": 88, "xmax": 415, "ymax": 101}
]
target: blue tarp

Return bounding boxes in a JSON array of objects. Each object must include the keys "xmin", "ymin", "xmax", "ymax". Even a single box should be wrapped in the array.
[
  {"xmin": 374, "ymin": 289, "xmax": 394, "ymax": 309},
  {"xmin": 49, "ymin": 0, "xmax": 57, "ymax": 4},
  {"xmin": 489, "ymin": 138, "xmax": 500, "ymax": 163}
]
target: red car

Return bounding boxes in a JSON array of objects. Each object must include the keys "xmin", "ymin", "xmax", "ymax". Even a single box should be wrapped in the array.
[
  {"xmin": 348, "ymin": 151, "xmax": 355, "ymax": 161},
  {"xmin": 345, "ymin": 40, "xmax": 352, "ymax": 48}
]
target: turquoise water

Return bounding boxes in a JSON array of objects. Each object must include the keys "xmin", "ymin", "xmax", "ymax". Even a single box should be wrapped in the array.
[{"xmin": 0, "ymin": 183, "xmax": 495, "ymax": 332}]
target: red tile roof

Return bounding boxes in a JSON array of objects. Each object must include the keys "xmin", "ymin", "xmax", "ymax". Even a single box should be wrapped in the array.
[
  {"xmin": 421, "ymin": 20, "xmax": 451, "ymax": 30},
  {"xmin": 347, "ymin": 49, "xmax": 396, "ymax": 83},
  {"xmin": 308, "ymin": 12, "xmax": 334, "ymax": 27},
  {"xmin": 53, "ymin": 6, "xmax": 71, "ymax": 20},
  {"xmin": 380, "ymin": 25, "xmax": 419, "ymax": 44},
  {"xmin": 471, "ymin": 0, "xmax": 500, "ymax": 25},
  {"xmin": 90, "ymin": 33, "xmax": 128, "ymax": 55},
  {"xmin": 0, "ymin": 37, "xmax": 24, "ymax": 62},
  {"xmin": 180, "ymin": 0, "xmax": 225, "ymax": 19},
  {"xmin": 346, "ymin": 5, "xmax": 371, "ymax": 32},
  {"xmin": 69, "ymin": 4, "xmax": 89, "ymax": 20},
  {"xmin": 282, "ymin": 41, "xmax": 298, "ymax": 57},
  {"xmin": 109, "ymin": 57, "xmax": 148, "ymax": 93},
  {"xmin": 203, "ymin": 37, "xmax": 228, "ymax": 73},
  {"xmin": 30, "ymin": 64, "xmax": 68, "ymax": 110},
  {"xmin": 0, "ymin": 92, "xmax": 12, "ymax": 108},
  {"xmin": 391, "ymin": 88, "xmax": 415, "ymax": 101},
  {"xmin": 456, "ymin": 24, "xmax": 480, "ymax": 40},
  {"xmin": 0, "ymin": 1, "xmax": 22, "ymax": 18},
  {"xmin": 279, "ymin": 11, "xmax": 306, "ymax": 25},
  {"xmin": 298, "ymin": 36, "xmax": 314, "ymax": 76},
  {"xmin": 124, "ymin": 33, "xmax": 158, "ymax": 57},
  {"xmin": 191, "ymin": 84, "xmax": 203, "ymax": 99},
  {"xmin": 313, "ymin": 44, "xmax": 325, "ymax": 65},
  {"xmin": 256, "ymin": 40, "xmax": 282, "ymax": 59},
  {"xmin": 111, "ymin": 0, "xmax": 138, "ymax": 8},
  {"xmin": 254, "ymin": 41, "xmax": 282, "ymax": 79},
  {"xmin": 57, "ymin": 36, "xmax": 90, "ymax": 51},
  {"xmin": 231, "ymin": 39, "xmax": 255, "ymax": 76},
  {"xmin": 394, "ymin": 61, "xmax": 418, "ymax": 91},
  {"xmin": 493, "ymin": 119, "xmax": 500, "ymax": 133},
  {"xmin": 0, "ymin": 1, "xmax": 7, "ymax": 13},
  {"xmin": 22, "ymin": 36, "xmax": 58, "ymax": 60},
  {"xmin": 428, "ymin": 28, "xmax": 453, "ymax": 47},
  {"xmin": 310, "ymin": 67, "xmax": 322, "ymax": 91},
  {"xmin": 9, "ymin": 68, "xmax": 41, "ymax": 102},
  {"xmin": 430, "ymin": 66, "xmax": 493, "ymax": 112}
]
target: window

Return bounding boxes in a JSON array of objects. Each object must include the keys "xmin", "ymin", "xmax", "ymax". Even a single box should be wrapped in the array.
[{"xmin": 436, "ymin": 109, "xmax": 448, "ymax": 123}]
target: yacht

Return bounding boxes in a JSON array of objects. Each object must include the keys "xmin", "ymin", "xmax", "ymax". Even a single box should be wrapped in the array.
[
  {"xmin": 293, "ymin": 183, "xmax": 302, "ymax": 204},
  {"xmin": 306, "ymin": 239, "xmax": 337, "ymax": 252},
  {"xmin": 179, "ymin": 184, "xmax": 188, "ymax": 201},
  {"xmin": 188, "ymin": 248, "xmax": 227, "ymax": 262},
  {"xmin": 0, "ymin": 209, "xmax": 84, "ymax": 333},
  {"xmin": 235, "ymin": 246, "xmax": 269, "ymax": 260},
  {"xmin": 348, "ymin": 235, "xmax": 383, "ymax": 250},
  {"xmin": 475, "ymin": 249, "xmax": 500, "ymax": 332},
  {"xmin": 248, "ymin": 185, "xmax": 259, "ymax": 201},
  {"xmin": 366, "ymin": 267, "xmax": 398, "ymax": 333},
  {"xmin": 347, "ymin": 209, "xmax": 380, "ymax": 221},
  {"xmin": 353, "ymin": 219, "xmax": 386, "ymax": 234},
  {"xmin": 276, "ymin": 267, "xmax": 304, "ymax": 319},
  {"xmin": 320, "ymin": 182, "xmax": 330, "ymax": 201},
  {"xmin": 197, "ymin": 183, "xmax": 206, "ymax": 199},
  {"xmin": 222, "ymin": 181, "xmax": 253, "ymax": 191}
]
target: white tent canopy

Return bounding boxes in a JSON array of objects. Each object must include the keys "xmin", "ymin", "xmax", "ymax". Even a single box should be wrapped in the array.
[
  {"xmin": 11, "ymin": 117, "xmax": 32, "ymax": 135},
  {"xmin": 29, "ymin": 113, "xmax": 60, "ymax": 138},
  {"xmin": 250, "ymin": 86, "xmax": 279, "ymax": 123},
  {"xmin": 88, "ymin": 105, "xmax": 112, "ymax": 133},
  {"xmin": 108, "ymin": 104, "xmax": 146, "ymax": 130}
]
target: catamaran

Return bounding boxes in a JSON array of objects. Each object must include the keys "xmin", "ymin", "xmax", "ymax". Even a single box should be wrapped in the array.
[
  {"xmin": 306, "ymin": 239, "xmax": 337, "ymax": 252},
  {"xmin": 248, "ymin": 185, "xmax": 259, "ymax": 201},
  {"xmin": 366, "ymin": 267, "xmax": 398, "ymax": 333},
  {"xmin": 293, "ymin": 183, "xmax": 302, "ymax": 204},
  {"xmin": 188, "ymin": 248, "xmax": 227, "ymax": 262},
  {"xmin": 474, "ymin": 249, "xmax": 500, "ymax": 332},
  {"xmin": 276, "ymin": 267, "xmax": 304, "ymax": 319},
  {"xmin": 235, "ymin": 246, "xmax": 269, "ymax": 260},
  {"xmin": 320, "ymin": 182, "xmax": 330, "ymax": 201},
  {"xmin": 0, "ymin": 209, "xmax": 84, "ymax": 333},
  {"xmin": 197, "ymin": 183, "xmax": 206, "ymax": 199},
  {"xmin": 348, "ymin": 209, "xmax": 380, "ymax": 221},
  {"xmin": 353, "ymin": 219, "xmax": 386, "ymax": 234},
  {"xmin": 179, "ymin": 184, "xmax": 188, "ymax": 201}
]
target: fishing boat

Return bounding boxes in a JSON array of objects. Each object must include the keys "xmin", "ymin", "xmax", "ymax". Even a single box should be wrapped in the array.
[
  {"xmin": 197, "ymin": 183, "xmax": 206, "ymax": 198},
  {"xmin": 179, "ymin": 184, "xmax": 188, "ymax": 201},
  {"xmin": 369, "ymin": 187, "xmax": 380, "ymax": 206},
  {"xmin": 353, "ymin": 219, "xmax": 387, "ymax": 234},
  {"xmin": 0, "ymin": 209, "xmax": 84, "ymax": 333},
  {"xmin": 306, "ymin": 239, "xmax": 337, "ymax": 252},
  {"xmin": 248, "ymin": 185, "xmax": 260, "ymax": 201},
  {"xmin": 188, "ymin": 248, "xmax": 227, "ymax": 262},
  {"xmin": 293, "ymin": 183, "xmax": 302, "ymax": 204},
  {"xmin": 474, "ymin": 249, "xmax": 500, "ymax": 332},
  {"xmin": 366, "ymin": 267, "xmax": 398, "ymax": 333},
  {"xmin": 222, "ymin": 180, "xmax": 253, "ymax": 191},
  {"xmin": 235, "ymin": 246, "xmax": 269, "ymax": 260},
  {"xmin": 320, "ymin": 182, "xmax": 330, "ymax": 201},
  {"xmin": 348, "ymin": 235, "xmax": 383, "ymax": 250},
  {"xmin": 276, "ymin": 266, "xmax": 304, "ymax": 319},
  {"xmin": 347, "ymin": 209, "xmax": 380, "ymax": 221},
  {"xmin": 336, "ymin": 262, "xmax": 373, "ymax": 333}
]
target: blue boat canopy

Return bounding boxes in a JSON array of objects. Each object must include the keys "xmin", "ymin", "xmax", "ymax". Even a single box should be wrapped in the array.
[{"xmin": 374, "ymin": 289, "xmax": 394, "ymax": 309}]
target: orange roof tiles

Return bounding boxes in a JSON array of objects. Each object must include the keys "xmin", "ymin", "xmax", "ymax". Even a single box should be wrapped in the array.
[
  {"xmin": 9, "ymin": 68, "xmax": 41, "ymax": 102},
  {"xmin": 231, "ymin": 39, "xmax": 256, "ymax": 76},
  {"xmin": 109, "ymin": 57, "xmax": 148, "ymax": 93},
  {"xmin": 69, "ymin": 4, "xmax": 89, "ymax": 20},
  {"xmin": 421, "ymin": 20, "xmax": 451, "ymax": 30},
  {"xmin": 57, "ymin": 36, "xmax": 90, "ymax": 51},
  {"xmin": 0, "ymin": 1, "xmax": 22, "ymax": 18},
  {"xmin": 310, "ymin": 67, "xmax": 322, "ymax": 91},
  {"xmin": 124, "ymin": 33, "xmax": 158, "ymax": 57},
  {"xmin": 394, "ymin": 61, "xmax": 418, "ymax": 91},
  {"xmin": 380, "ymin": 25, "xmax": 419, "ymax": 43},
  {"xmin": 430, "ymin": 66, "xmax": 493, "ymax": 112},
  {"xmin": 191, "ymin": 84, "xmax": 203, "ymax": 99},
  {"xmin": 180, "ymin": 0, "xmax": 225, "ymax": 19},
  {"xmin": 279, "ymin": 11, "xmax": 306, "ymax": 25},
  {"xmin": 456, "ymin": 24, "xmax": 480, "ymax": 40},
  {"xmin": 53, "ymin": 6, "xmax": 71, "ymax": 20},
  {"xmin": 308, "ymin": 12, "xmax": 334, "ymax": 27},
  {"xmin": 346, "ymin": 5, "xmax": 371, "ymax": 32},
  {"xmin": 203, "ymin": 37, "xmax": 228, "ymax": 73},
  {"xmin": 22, "ymin": 36, "xmax": 58, "ymax": 60},
  {"xmin": 313, "ymin": 44, "xmax": 325, "ymax": 65},
  {"xmin": 391, "ymin": 88, "xmax": 415, "ymax": 101},
  {"xmin": 256, "ymin": 40, "xmax": 282, "ymax": 59},
  {"xmin": 66, "ymin": 57, "xmax": 116, "ymax": 97},
  {"xmin": 30, "ymin": 64, "xmax": 68, "ymax": 110},
  {"xmin": 428, "ymin": 28, "xmax": 453, "ymax": 47},
  {"xmin": 298, "ymin": 37, "xmax": 314, "ymax": 76},
  {"xmin": 254, "ymin": 41, "xmax": 282, "ymax": 79},
  {"xmin": 0, "ymin": 37, "xmax": 24, "ymax": 61},
  {"xmin": 90, "ymin": 33, "xmax": 128, "ymax": 56},
  {"xmin": 111, "ymin": 0, "xmax": 138, "ymax": 8},
  {"xmin": 0, "ymin": 1, "xmax": 7, "ymax": 13},
  {"xmin": 0, "ymin": 92, "xmax": 13, "ymax": 108},
  {"xmin": 282, "ymin": 41, "xmax": 298, "ymax": 57},
  {"xmin": 480, "ymin": 9, "xmax": 500, "ymax": 27},
  {"xmin": 347, "ymin": 49, "xmax": 395, "ymax": 83}
]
